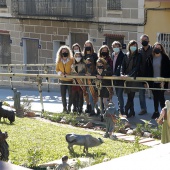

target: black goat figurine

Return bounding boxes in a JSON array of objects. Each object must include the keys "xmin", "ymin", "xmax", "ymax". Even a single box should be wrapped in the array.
[{"xmin": 0, "ymin": 101, "xmax": 15, "ymax": 124}]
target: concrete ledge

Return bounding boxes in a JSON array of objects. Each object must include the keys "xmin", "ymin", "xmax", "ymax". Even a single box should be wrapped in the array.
[
  {"xmin": 0, "ymin": 161, "xmax": 32, "ymax": 170},
  {"xmin": 81, "ymin": 143, "xmax": 170, "ymax": 170}
]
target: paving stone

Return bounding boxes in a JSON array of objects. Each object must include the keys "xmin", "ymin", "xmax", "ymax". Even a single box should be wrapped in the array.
[
  {"xmin": 139, "ymin": 138, "xmax": 155, "ymax": 144},
  {"xmin": 142, "ymin": 140, "xmax": 161, "ymax": 147}
]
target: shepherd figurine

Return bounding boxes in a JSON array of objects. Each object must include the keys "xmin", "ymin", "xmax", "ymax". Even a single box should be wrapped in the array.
[
  {"xmin": 103, "ymin": 102, "xmax": 119, "ymax": 139},
  {"xmin": 156, "ymin": 100, "xmax": 170, "ymax": 144}
]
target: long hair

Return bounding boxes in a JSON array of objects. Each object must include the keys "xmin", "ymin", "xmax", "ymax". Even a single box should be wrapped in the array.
[
  {"xmin": 98, "ymin": 45, "xmax": 110, "ymax": 58},
  {"xmin": 56, "ymin": 45, "xmax": 73, "ymax": 64},
  {"xmin": 83, "ymin": 40, "xmax": 95, "ymax": 55},
  {"xmin": 96, "ymin": 58, "xmax": 107, "ymax": 70},
  {"xmin": 72, "ymin": 43, "xmax": 82, "ymax": 52},
  {"xmin": 152, "ymin": 42, "xmax": 168, "ymax": 57},
  {"xmin": 127, "ymin": 40, "xmax": 138, "ymax": 55}
]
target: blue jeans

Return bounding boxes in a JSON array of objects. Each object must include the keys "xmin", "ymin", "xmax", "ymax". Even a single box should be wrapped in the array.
[
  {"xmin": 115, "ymin": 87, "xmax": 124, "ymax": 113},
  {"xmin": 139, "ymin": 88, "xmax": 147, "ymax": 111},
  {"xmin": 87, "ymin": 87, "xmax": 94, "ymax": 110}
]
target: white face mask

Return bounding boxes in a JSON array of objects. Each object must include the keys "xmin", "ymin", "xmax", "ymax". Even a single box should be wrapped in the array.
[
  {"xmin": 75, "ymin": 57, "xmax": 81, "ymax": 62},
  {"xmin": 74, "ymin": 50, "xmax": 79, "ymax": 54},
  {"xmin": 113, "ymin": 48, "xmax": 120, "ymax": 53}
]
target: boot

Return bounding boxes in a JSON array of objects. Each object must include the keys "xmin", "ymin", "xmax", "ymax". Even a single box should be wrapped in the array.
[
  {"xmin": 85, "ymin": 104, "xmax": 91, "ymax": 113},
  {"xmin": 151, "ymin": 111, "xmax": 160, "ymax": 119},
  {"xmin": 89, "ymin": 110, "xmax": 95, "ymax": 116}
]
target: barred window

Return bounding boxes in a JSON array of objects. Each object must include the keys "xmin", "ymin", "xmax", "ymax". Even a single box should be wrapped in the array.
[
  {"xmin": 0, "ymin": 0, "xmax": 6, "ymax": 7},
  {"xmin": 107, "ymin": 0, "xmax": 121, "ymax": 10}
]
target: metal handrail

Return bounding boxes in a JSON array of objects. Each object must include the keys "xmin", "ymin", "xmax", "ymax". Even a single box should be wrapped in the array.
[{"xmin": 1, "ymin": 72, "xmax": 170, "ymax": 116}]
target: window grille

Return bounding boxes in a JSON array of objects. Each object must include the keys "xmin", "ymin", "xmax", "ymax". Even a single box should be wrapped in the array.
[
  {"xmin": 157, "ymin": 33, "xmax": 170, "ymax": 58},
  {"xmin": 107, "ymin": 0, "xmax": 121, "ymax": 10},
  {"xmin": 0, "ymin": 0, "xmax": 6, "ymax": 7}
]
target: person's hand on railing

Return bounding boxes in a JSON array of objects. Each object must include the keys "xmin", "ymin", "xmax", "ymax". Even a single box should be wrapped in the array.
[
  {"xmin": 120, "ymin": 74, "xmax": 128, "ymax": 79},
  {"xmin": 85, "ymin": 73, "xmax": 91, "ymax": 76},
  {"xmin": 96, "ymin": 75, "xmax": 103, "ymax": 79}
]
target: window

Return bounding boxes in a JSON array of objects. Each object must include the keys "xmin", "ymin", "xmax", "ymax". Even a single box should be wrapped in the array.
[
  {"xmin": 104, "ymin": 34, "xmax": 124, "ymax": 53},
  {"xmin": 158, "ymin": 33, "xmax": 170, "ymax": 57},
  {"xmin": 0, "ymin": 34, "xmax": 11, "ymax": 64},
  {"xmin": 0, "ymin": 0, "xmax": 7, "ymax": 7},
  {"xmin": 107, "ymin": 0, "xmax": 121, "ymax": 10},
  {"xmin": 71, "ymin": 33, "xmax": 88, "ymax": 50}
]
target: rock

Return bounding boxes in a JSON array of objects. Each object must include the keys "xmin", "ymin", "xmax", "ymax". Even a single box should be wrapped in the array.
[
  {"xmin": 24, "ymin": 112, "xmax": 36, "ymax": 117},
  {"xmin": 126, "ymin": 129, "xmax": 134, "ymax": 135},
  {"xmin": 83, "ymin": 122, "xmax": 93, "ymax": 128}
]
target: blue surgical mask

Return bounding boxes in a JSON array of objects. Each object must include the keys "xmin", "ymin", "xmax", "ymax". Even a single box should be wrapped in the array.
[
  {"xmin": 113, "ymin": 48, "xmax": 120, "ymax": 53},
  {"xmin": 130, "ymin": 46, "xmax": 137, "ymax": 52}
]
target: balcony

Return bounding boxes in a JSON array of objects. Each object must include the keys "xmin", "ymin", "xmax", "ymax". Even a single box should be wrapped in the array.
[{"xmin": 12, "ymin": 0, "xmax": 93, "ymax": 19}]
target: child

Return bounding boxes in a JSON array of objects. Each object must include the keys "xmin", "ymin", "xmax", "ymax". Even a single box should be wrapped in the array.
[
  {"xmin": 103, "ymin": 102, "xmax": 119, "ymax": 139},
  {"xmin": 55, "ymin": 155, "xmax": 71, "ymax": 170},
  {"xmin": 96, "ymin": 58, "xmax": 113, "ymax": 109},
  {"xmin": 156, "ymin": 100, "xmax": 170, "ymax": 144},
  {"xmin": 71, "ymin": 52, "xmax": 86, "ymax": 114}
]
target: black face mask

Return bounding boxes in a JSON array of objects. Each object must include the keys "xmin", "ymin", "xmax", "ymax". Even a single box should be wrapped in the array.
[
  {"xmin": 154, "ymin": 48, "xmax": 161, "ymax": 54},
  {"xmin": 62, "ymin": 52, "xmax": 69, "ymax": 57},
  {"xmin": 142, "ymin": 41, "xmax": 149, "ymax": 47},
  {"xmin": 97, "ymin": 66, "xmax": 104, "ymax": 69},
  {"xmin": 101, "ymin": 52, "xmax": 109, "ymax": 57},
  {"xmin": 85, "ymin": 47, "xmax": 91, "ymax": 52},
  {"xmin": 86, "ymin": 63, "xmax": 91, "ymax": 68}
]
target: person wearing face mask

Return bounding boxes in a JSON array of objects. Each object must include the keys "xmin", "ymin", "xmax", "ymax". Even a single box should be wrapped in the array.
[
  {"xmin": 83, "ymin": 40, "xmax": 98, "ymax": 65},
  {"xmin": 111, "ymin": 41, "xmax": 125, "ymax": 115},
  {"xmin": 72, "ymin": 43, "xmax": 82, "ymax": 56},
  {"xmin": 71, "ymin": 52, "xmax": 86, "ymax": 114},
  {"xmin": 145, "ymin": 42, "xmax": 170, "ymax": 119},
  {"xmin": 120, "ymin": 40, "xmax": 142, "ymax": 118},
  {"xmin": 98, "ymin": 45, "xmax": 113, "ymax": 69},
  {"xmin": 96, "ymin": 58, "xmax": 113, "ymax": 119},
  {"xmin": 56, "ymin": 45, "xmax": 74, "ymax": 113},
  {"xmin": 138, "ymin": 34, "xmax": 153, "ymax": 116}
]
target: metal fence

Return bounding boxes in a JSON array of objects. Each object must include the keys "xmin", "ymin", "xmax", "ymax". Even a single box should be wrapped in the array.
[
  {"xmin": 0, "ymin": 63, "xmax": 170, "ymax": 115},
  {"xmin": 16, "ymin": 0, "xmax": 93, "ymax": 18}
]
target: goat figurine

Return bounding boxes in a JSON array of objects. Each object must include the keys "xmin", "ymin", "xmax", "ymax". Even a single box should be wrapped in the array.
[
  {"xmin": 0, "ymin": 101, "xmax": 15, "ymax": 124},
  {"xmin": 65, "ymin": 133, "xmax": 103, "ymax": 153}
]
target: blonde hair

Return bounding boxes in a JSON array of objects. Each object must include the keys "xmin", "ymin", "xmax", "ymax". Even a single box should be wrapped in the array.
[{"xmin": 56, "ymin": 45, "xmax": 73, "ymax": 63}]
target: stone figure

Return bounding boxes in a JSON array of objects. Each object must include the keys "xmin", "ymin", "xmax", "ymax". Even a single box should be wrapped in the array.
[
  {"xmin": 55, "ymin": 155, "xmax": 71, "ymax": 170},
  {"xmin": 0, "ymin": 130, "xmax": 9, "ymax": 161},
  {"xmin": 104, "ymin": 102, "xmax": 119, "ymax": 139},
  {"xmin": 65, "ymin": 133, "xmax": 103, "ymax": 153}
]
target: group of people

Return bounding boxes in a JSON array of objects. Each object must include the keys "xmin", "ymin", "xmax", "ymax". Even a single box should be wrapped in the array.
[{"xmin": 55, "ymin": 34, "xmax": 170, "ymax": 120}]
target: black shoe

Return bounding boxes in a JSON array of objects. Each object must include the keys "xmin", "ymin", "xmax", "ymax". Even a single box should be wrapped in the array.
[
  {"xmin": 89, "ymin": 110, "xmax": 95, "ymax": 116},
  {"xmin": 96, "ymin": 109, "xmax": 100, "ymax": 116},
  {"xmin": 63, "ymin": 108, "xmax": 68, "ymax": 113},
  {"xmin": 138, "ymin": 110, "xmax": 147, "ymax": 115},
  {"xmin": 151, "ymin": 111, "xmax": 159, "ymax": 119},
  {"xmin": 101, "ymin": 115, "xmax": 104, "ymax": 122},
  {"xmin": 127, "ymin": 111, "xmax": 135, "ymax": 118},
  {"xmin": 85, "ymin": 104, "xmax": 91, "ymax": 113},
  {"xmin": 72, "ymin": 108, "xmax": 77, "ymax": 112}
]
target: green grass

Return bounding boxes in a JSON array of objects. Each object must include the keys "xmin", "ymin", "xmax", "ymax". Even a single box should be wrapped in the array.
[{"xmin": 0, "ymin": 117, "xmax": 149, "ymax": 168}]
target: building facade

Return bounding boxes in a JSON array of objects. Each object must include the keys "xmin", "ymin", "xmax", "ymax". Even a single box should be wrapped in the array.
[
  {"xmin": 0, "ymin": 0, "xmax": 145, "ymax": 67},
  {"xmin": 145, "ymin": 0, "xmax": 170, "ymax": 57}
]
